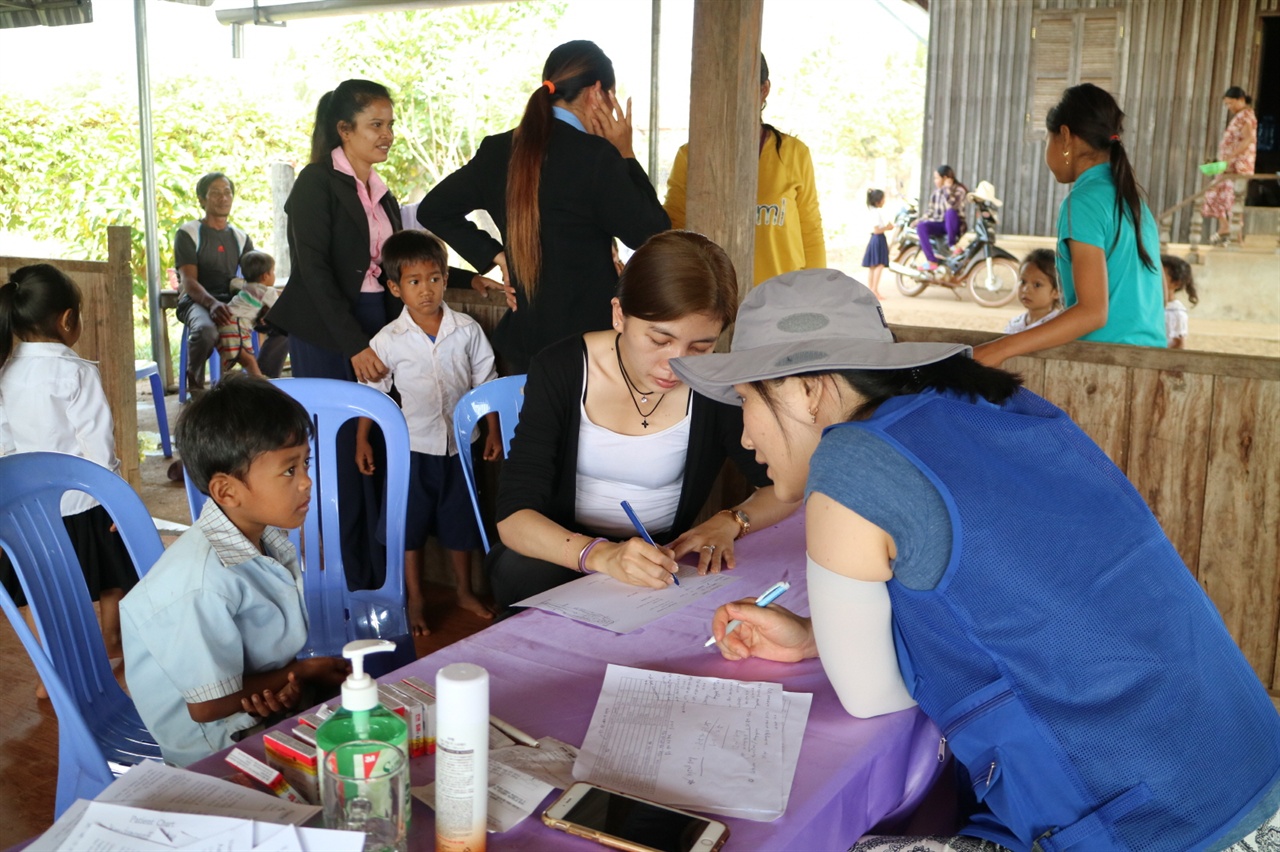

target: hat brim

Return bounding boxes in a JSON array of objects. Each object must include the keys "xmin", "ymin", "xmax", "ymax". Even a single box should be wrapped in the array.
[{"xmin": 670, "ymin": 338, "xmax": 972, "ymax": 406}]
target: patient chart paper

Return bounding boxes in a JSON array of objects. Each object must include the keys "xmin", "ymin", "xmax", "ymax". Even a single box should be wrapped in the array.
[
  {"xmin": 574, "ymin": 665, "xmax": 811, "ymax": 821},
  {"xmin": 514, "ymin": 563, "xmax": 739, "ymax": 633}
]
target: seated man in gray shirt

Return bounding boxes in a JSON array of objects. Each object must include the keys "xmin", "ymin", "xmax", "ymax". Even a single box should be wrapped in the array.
[{"xmin": 174, "ymin": 173, "xmax": 287, "ymax": 388}]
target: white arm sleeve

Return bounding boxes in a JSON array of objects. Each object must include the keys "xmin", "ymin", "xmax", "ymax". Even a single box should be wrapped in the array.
[{"xmin": 808, "ymin": 554, "xmax": 917, "ymax": 718}]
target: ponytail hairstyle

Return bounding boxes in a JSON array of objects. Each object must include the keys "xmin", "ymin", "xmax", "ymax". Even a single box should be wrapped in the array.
[
  {"xmin": 616, "ymin": 231, "xmax": 739, "ymax": 329},
  {"xmin": 506, "ymin": 40, "xmax": 615, "ymax": 300},
  {"xmin": 1160, "ymin": 254, "xmax": 1199, "ymax": 306},
  {"xmin": 760, "ymin": 53, "xmax": 783, "ymax": 155},
  {"xmin": 866, "ymin": 189, "xmax": 885, "ymax": 208},
  {"xmin": 309, "ymin": 79, "xmax": 393, "ymax": 165},
  {"xmin": 1224, "ymin": 85, "xmax": 1253, "ymax": 107},
  {"xmin": 937, "ymin": 164, "xmax": 967, "ymax": 195},
  {"xmin": 1046, "ymin": 83, "xmax": 1155, "ymax": 271},
  {"xmin": 0, "ymin": 264, "xmax": 82, "ymax": 371}
]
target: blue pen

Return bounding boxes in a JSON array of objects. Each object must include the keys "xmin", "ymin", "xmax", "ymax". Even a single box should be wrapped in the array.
[
  {"xmin": 620, "ymin": 500, "xmax": 679, "ymax": 586},
  {"xmin": 705, "ymin": 581, "xmax": 791, "ymax": 647}
]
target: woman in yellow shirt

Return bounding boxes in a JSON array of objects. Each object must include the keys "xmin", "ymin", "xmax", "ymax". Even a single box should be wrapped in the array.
[{"xmin": 664, "ymin": 54, "xmax": 826, "ymax": 286}]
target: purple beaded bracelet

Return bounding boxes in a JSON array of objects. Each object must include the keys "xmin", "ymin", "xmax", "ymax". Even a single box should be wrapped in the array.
[{"xmin": 577, "ymin": 537, "xmax": 607, "ymax": 573}]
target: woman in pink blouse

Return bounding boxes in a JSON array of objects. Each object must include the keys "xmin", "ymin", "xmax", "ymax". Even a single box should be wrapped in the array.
[{"xmin": 1201, "ymin": 86, "xmax": 1257, "ymax": 245}]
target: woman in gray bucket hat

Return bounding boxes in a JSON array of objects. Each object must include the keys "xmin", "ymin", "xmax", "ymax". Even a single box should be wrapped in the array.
[{"xmin": 670, "ymin": 269, "xmax": 1280, "ymax": 852}]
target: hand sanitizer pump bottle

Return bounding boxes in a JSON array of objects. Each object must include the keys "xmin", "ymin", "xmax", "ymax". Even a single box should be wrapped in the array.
[{"xmin": 315, "ymin": 640, "xmax": 410, "ymax": 809}]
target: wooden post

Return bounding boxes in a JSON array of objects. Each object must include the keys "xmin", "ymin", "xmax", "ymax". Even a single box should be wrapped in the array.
[
  {"xmin": 270, "ymin": 162, "xmax": 295, "ymax": 281},
  {"xmin": 685, "ymin": 0, "xmax": 763, "ymax": 324},
  {"xmin": 102, "ymin": 227, "xmax": 140, "ymax": 488}
]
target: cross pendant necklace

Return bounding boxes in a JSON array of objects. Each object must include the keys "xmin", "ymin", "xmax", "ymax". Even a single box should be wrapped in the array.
[{"xmin": 615, "ymin": 333, "xmax": 665, "ymax": 428}]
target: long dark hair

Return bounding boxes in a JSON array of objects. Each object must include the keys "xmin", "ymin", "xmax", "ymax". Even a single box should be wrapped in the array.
[
  {"xmin": 1046, "ymin": 83, "xmax": 1155, "ymax": 271},
  {"xmin": 0, "ymin": 264, "xmax": 82, "ymax": 371},
  {"xmin": 760, "ymin": 53, "xmax": 783, "ymax": 155},
  {"xmin": 1160, "ymin": 254, "xmax": 1199, "ymax": 306},
  {"xmin": 751, "ymin": 355, "xmax": 1022, "ymax": 423},
  {"xmin": 309, "ymin": 79, "xmax": 393, "ymax": 165},
  {"xmin": 617, "ymin": 231, "xmax": 738, "ymax": 328},
  {"xmin": 506, "ymin": 41, "xmax": 615, "ymax": 300}
]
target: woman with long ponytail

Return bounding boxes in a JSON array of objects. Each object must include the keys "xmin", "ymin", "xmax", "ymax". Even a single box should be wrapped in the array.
[
  {"xmin": 418, "ymin": 40, "xmax": 669, "ymax": 372},
  {"xmin": 976, "ymin": 83, "xmax": 1165, "ymax": 367}
]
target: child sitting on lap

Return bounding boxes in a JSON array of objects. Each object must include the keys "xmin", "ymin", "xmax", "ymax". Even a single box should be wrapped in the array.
[
  {"xmin": 215, "ymin": 250, "xmax": 279, "ymax": 377},
  {"xmin": 356, "ymin": 230, "xmax": 502, "ymax": 635},
  {"xmin": 121, "ymin": 375, "xmax": 347, "ymax": 766}
]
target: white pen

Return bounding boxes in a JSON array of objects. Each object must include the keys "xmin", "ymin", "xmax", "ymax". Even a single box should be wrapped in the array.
[{"xmin": 705, "ymin": 581, "xmax": 791, "ymax": 647}]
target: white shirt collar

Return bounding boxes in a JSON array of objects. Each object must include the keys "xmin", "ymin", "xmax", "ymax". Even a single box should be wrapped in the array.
[
  {"xmin": 10, "ymin": 341, "xmax": 97, "ymax": 365},
  {"xmin": 195, "ymin": 498, "xmax": 297, "ymax": 571},
  {"xmin": 385, "ymin": 302, "xmax": 460, "ymax": 342}
]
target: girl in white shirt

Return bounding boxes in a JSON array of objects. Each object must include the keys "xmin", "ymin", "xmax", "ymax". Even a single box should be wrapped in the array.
[
  {"xmin": 1160, "ymin": 254, "xmax": 1198, "ymax": 349},
  {"xmin": 1004, "ymin": 249, "xmax": 1063, "ymax": 334},
  {"xmin": 0, "ymin": 264, "xmax": 138, "ymax": 684},
  {"xmin": 860, "ymin": 189, "xmax": 893, "ymax": 298}
]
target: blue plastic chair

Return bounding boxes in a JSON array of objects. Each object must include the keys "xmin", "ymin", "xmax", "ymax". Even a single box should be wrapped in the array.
[
  {"xmin": 0, "ymin": 452, "xmax": 164, "ymax": 818},
  {"xmin": 225, "ymin": 380, "xmax": 415, "ymax": 676},
  {"xmin": 180, "ymin": 380, "xmax": 414, "ymax": 670},
  {"xmin": 451, "ymin": 375, "xmax": 527, "ymax": 553},
  {"xmin": 134, "ymin": 360, "xmax": 172, "ymax": 458}
]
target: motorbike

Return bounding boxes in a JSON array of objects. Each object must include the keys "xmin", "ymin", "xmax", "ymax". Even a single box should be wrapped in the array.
[{"xmin": 886, "ymin": 187, "xmax": 1020, "ymax": 308}]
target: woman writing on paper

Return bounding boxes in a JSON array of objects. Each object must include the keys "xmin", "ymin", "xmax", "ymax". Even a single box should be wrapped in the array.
[
  {"xmin": 672, "ymin": 269, "xmax": 1280, "ymax": 852},
  {"xmin": 488, "ymin": 231, "xmax": 795, "ymax": 611}
]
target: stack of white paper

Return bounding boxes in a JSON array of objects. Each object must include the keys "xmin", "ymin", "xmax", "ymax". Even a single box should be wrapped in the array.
[
  {"xmin": 573, "ymin": 664, "xmax": 811, "ymax": 821},
  {"xmin": 29, "ymin": 761, "xmax": 362, "ymax": 852}
]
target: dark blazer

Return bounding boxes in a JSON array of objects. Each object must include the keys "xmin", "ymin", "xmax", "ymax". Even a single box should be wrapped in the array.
[
  {"xmin": 496, "ymin": 336, "xmax": 770, "ymax": 542},
  {"xmin": 418, "ymin": 121, "xmax": 670, "ymax": 371},
  {"xmin": 272, "ymin": 159, "xmax": 472, "ymax": 357}
]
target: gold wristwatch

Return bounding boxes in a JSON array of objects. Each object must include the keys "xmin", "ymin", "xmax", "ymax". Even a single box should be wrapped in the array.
[{"xmin": 721, "ymin": 508, "xmax": 751, "ymax": 540}]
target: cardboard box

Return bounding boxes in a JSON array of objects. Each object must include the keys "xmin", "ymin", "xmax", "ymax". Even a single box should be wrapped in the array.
[{"xmin": 263, "ymin": 731, "xmax": 320, "ymax": 804}]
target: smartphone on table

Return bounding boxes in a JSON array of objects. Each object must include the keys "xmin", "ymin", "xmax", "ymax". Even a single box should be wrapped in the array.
[{"xmin": 542, "ymin": 782, "xmax": 731, "ymax": 852}]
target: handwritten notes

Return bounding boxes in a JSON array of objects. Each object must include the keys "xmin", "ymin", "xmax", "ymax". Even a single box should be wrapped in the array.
[
  {"xmin": 574, "ymin": 665, "xmax": 811, "ymax": 821},
  {"xmin": 515, "ymin": 564, "xmax": 739, "ymax": 633}
]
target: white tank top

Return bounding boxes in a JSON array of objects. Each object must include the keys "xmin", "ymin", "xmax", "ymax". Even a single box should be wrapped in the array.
[{"xmin": 574, "ymin": 360, "xmax": 691, "ymax": 538}]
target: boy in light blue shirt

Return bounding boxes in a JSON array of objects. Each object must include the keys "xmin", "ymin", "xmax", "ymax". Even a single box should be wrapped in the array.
[{"xmin": 121, "ymin": 375, "xmax": 347, "ymax": 766}]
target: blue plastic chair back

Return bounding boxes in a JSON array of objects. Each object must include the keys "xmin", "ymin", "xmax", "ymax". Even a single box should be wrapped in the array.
[
  {"xmin": 271, "ymin": 379, "xmax": 414, "ymax": 671},
  {"xmin": 451, "ymin": 375, "xmax": 527, "ymax": 552},
  {"xmin": 0, "ymin": 452, "xmax": 164, "ymax": 818}
]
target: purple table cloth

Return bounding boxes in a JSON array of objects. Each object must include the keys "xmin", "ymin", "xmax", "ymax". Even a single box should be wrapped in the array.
[{"xmin": 193, "ymin": 512, "xmax": 943, "ymax": 850}]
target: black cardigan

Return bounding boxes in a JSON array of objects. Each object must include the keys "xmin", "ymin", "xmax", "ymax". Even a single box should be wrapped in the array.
[
  {"xmin": 496, "ymin": 336, "xmax": 770, "ymax": 541},
  {"xmin": 272, "ymin": 160, "xmax": 472, "ymax": 357},
  {"xmin": 417, "ymin": 122, "xmax": 670, "ymax": 370}
]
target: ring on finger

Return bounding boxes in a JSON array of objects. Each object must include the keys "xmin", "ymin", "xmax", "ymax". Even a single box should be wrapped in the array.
[{"xmin": 702, "ymin": 544, "xmax": 716, "ymax": 553}]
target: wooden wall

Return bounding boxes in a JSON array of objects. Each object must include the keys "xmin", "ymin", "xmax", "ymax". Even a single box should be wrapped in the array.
[
  {"xmin": 921, "ymin": 0, "xmax": 1272, "ymax": 241},
  {"xmin": 895, "ymin": 324, "xmax": 1280, "ymax": 691},
  {"xmin": 0, "ymin": 227, "xmax": 139, "ymax": 488}
]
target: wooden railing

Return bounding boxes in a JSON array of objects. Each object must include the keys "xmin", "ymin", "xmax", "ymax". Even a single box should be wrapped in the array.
[
  {"xmin": 1157, "ymin": 172, "xmax": 1280, "ymax": 260},
  {"xmin": 894, "ymin": 325, "xmax": 1280, "ymax": 692},
  {"xmin": 0, "ymin": 228, "xmax": 140, "ymax": 488}
]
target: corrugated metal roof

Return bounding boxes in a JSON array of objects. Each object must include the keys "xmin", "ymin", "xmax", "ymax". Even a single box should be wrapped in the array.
[
  {"xmin": 0, "ymin": 0, "xmax": 214, "ymax": 29},
  {"xmin": 0, "ymin": 0, "xmax": 93, "ymax": 29}
]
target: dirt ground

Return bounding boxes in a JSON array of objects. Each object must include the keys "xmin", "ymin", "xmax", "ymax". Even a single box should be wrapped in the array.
[{"xmin": 871, "ymin": 277, "xmax": 1279, "ymax": 357}]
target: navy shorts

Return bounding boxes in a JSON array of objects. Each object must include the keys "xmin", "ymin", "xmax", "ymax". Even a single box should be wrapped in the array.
[{"xmin": 401, "ymin": 451, "xmax": 482, "ymax": 552}]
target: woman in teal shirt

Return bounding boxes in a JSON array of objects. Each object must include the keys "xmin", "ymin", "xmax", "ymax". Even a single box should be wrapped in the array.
[{"xmin": 977, "ymin": 84, "xmax": 1164, "ymax": 366}]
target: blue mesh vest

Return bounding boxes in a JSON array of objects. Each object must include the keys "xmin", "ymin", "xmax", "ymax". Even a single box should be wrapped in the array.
[{"xmin": 831, "ymin": 389, "xmax": 1280, "ymax": 852}]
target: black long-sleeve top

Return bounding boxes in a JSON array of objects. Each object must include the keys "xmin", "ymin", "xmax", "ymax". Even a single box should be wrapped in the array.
[
  {"xmin": 272, "ymin": 159, "xmax": 473, "ymax": 357},
  {"xmin": 417, "ymin": 121, "xmax": 670, "ymax": 370},
  {"xmin": 497, "ymin": 336, "xmax": 770, "ymax": 543}
]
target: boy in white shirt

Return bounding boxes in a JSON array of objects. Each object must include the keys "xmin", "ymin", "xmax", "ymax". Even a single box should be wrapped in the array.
[{"xmin": 356, "ymin": 230, "xmax": 502, "ymax": 634}]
